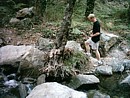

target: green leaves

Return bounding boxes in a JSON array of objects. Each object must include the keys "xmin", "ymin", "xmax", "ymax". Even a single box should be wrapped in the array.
[{"xmin": 72, "ymin": 28, "xmax": 84, "ymax": 35}]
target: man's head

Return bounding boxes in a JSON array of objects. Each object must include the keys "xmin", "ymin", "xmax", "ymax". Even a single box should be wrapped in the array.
[{"xmin": 87, "ymin": 14, "xmax": 96, "ymax": 22}]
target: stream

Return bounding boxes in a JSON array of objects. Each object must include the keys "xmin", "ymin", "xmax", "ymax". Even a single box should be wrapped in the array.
[
  {"xmin": 0, "ymin": 65, "xmax": 34, "ymax": 98},
  {"xmin": 0, "ymin": 65, "xmax": 130, "ymax": 98}
]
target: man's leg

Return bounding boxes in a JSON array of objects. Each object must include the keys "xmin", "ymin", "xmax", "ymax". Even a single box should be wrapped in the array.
[
  {"xmin": 92, "ymin": 42, "xmax": 101, "ymax": 61},
  {"xmin": 95, "ymin": 49, "xmax": 100, "ymax": 61},
  {"xmin": 85, "ymin": 42, "xmax": 90, "ymax": 53},
  {"xmin": 92, "ymin": 42, "xmax": 102, "ymax": 64},
  {"xmin": 85, "ymin": 38, "xmax": 92, "ymax": 54}
]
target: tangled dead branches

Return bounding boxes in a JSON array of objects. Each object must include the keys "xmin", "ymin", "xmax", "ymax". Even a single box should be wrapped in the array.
[{"xmin": 39, "ymin": 48, "xmax": 76, "ymax": 80}]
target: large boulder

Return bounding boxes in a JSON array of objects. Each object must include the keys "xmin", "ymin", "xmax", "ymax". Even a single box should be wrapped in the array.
[
  {"xmin": 0, "ymin": 45, "xmax": 48, "ymax": 68},
  {"xmin": 26, "ymin": 82, "xmax": 87, "ymax": 98},
  {"xmin": 65, "ymin": 41, "xmax": 83, "ymax": 52},
  {"xmin": 102, "ymin": 49, "xmax": 126, "ymax": 72},
  {"xmin": 67, "ymin": 74, "xmax": 100, "ymax": 89},
  {"xmin": 100, "ymin": 32, "xmax": 119, "ymax": 56},
  {"xmin": 111, "ymin": 63, "xmax": 124, "ymax": 72},
  {"xmin": 106, "ymin": 57, "xmax": 124, "ymax": 72},
  {"xmin": 10, "ymin": 18, "xmax": 20, "ymax": 24},
  {"xmin": 95, "ymin": 66, "xmax": 113, "ymax": 75}
]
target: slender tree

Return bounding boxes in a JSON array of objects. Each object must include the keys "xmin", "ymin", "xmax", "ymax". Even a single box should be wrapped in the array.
[
  {"xmin": 35, "ymin": 0, "xmax": 47, "ymax": 18},
  {"xmin": 40, "ymin": 0, "xmax": 77, "ymax": 79},
  {"xmin": 128, "ymin": 1, "xmax": 130, "ymax": 22},
  {"xmin": 56, "ymin": 0, "xmax": 76, "ymax": 50},
  {"xmin": 85, "ymin": 0, "xmax": 96, "ymax": 17}
]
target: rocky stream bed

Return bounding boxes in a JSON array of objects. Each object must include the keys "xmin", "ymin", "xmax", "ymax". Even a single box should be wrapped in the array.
[{"xmin": 0, "ymin": 32, "xmax": 130, "ymax": 98}]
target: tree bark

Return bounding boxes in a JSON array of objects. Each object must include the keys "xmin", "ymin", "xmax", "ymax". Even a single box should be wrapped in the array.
[
  {"xmin": 85, "ymin": 0, "xmax": 96, "ymax": 17},
  {"xmin": 56, "ymin": 0, "xmax": 76, "ymax": 50},
  {"xmin": 128, "ymin": 1, "xmax": 130, "ymax": 23}
]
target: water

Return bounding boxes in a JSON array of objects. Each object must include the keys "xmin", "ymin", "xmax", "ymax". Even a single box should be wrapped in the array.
[{"xmin": 0, "ymin": 72, "xmax": 130, "ymax": 98}]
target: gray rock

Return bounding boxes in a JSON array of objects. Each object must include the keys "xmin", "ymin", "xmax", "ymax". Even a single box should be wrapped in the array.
[
  {"xmin": 100, "ymin": 32, "xmax": 119, "ymax": 56},
  {"xmin": 0, "ymin": 45, "xmax": 48, "ymax": 68},
  {"xmin": 123, "ymin": 60, "xmax": 130, "ymax": 70},
  {"xmin": 37, "ymin": 74, "xmax": 46, "ymax": 85},
  {"xmin": 111, "ymin": 62, "xmax": 124, "ymax": 72},
  {"xmin": 26, "ymin": 82, "xmax": 87, "ymax": 98},
  {"xmin": 36, "ymin": 37, "xmax": 54, "ymax": 51},
  {"xmin": 18, "ymin": 83, "xmax": 27, "ymax": 98},
  {"xmin": 93, "ymin": 91, "xmax": 110, "ymax": 98},
  {"xmin": 67, "ymin": 74, "xmax": 100, "ymax": 89},
  {"xmin": 120, "ymin": 75, "xmax": 130, "ymax": 86},
  {"xmin": 119, "ymin": 41, "xmax": 130, "ymax": 54},
  {"xmin": 11, "ymin": 18, "xmax": 33, "ymax": 29},
  {"xmin": 101, "ymin": 33, "xmax": 119, "ymax": 52},
  {"xmin": 16, "ymin": 7, "xmax": 34, "ymax": 18},
  {"xmin": 10, "ymin": 18, "xmax": 20, "ymax": 23},
  {"xmin": 65, "ymin": 41, "xmax": 83, "ymax": 51},
  {"xmin": 0, "ymin": 45, "xmax": 31, "ymax": 65},
  {"xmin": 102, "ymin": 49, "xmax": 126, "ymax": 72},
  {"xmin": 95, "ymin": 66, "xmax": 113, "ymax": 75}
]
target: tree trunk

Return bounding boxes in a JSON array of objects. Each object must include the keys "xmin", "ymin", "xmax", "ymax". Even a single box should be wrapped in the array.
[
  {"xmin": 128, "ymin": 1, "xmax": 130, "ymax": 23},
  {"xmin": 56, "ymin": 0, "xmax": 76, "ymax": 50},
  {"xmin": 35, "ymin": 0, "xmax": 46, "ymax": 18},
  {"xmin": 101, "ymin": 0, "xmax": 108, "ymax": 4},
  {"xmin": 85, "ymin": 0, "xmax": 96, "ymax": 17}
]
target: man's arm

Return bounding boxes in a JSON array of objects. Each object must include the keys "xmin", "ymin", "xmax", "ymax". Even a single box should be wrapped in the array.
[{"xmin": 90, "ymin": 32, "xmax": 100, "ymax": 37}]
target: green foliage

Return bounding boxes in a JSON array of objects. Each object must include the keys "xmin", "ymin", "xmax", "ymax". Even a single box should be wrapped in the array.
[
  {"xmin": 1, "ymin": 0, "xmax": 130, "ymax": 34},
  {"xmin": 95, "ymin": 0, "xmax": 130, "ymax": 32},
  {"xmin": 0, "ymin": 6, "xmax": 14, "ymax": 27},
  {"xmin": 31, "ymin": 24, "xmax": 56, "ymax": 38},
  {"xmin": 41, "ymin": 28, "xmax": 56, "ymax": 38},
  {"xmin": 85, "ymin": 0, "xmax": 96, "ymax": 17},
  {"xmin": 6, "ymin": 0, "xmax": 27, "ymax": 10},
  {"xmin": 14, "ymin": 3, "xmax": 27, "ymax": 10},
  {"xmin": 44, "ymin": 1, "xmax": 65, "ymax": 22},
  {"xmin": 68, "ymin": 28, "xmax": 84, "ymax": 41},
  {"xmin": 6, "ymin": 0, "xmax": 16, "ymax": 8},
  {"xmin": 64, "ymin": 51, "xmax": 89, "ymax": 71},
  {"xmin": 112, "ymin": 25, "xmax": 128, "ymax": 31}
]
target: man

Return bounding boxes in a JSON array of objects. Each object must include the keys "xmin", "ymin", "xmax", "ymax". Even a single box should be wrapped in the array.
[{"xmin": 85, "ymin": 14, "xmax": 102, "ymax": 64}]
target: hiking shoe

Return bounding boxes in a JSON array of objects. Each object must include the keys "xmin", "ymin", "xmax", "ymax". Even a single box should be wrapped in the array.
[
  {"xmin": 93, "ymin": 64, "xmax": 98, "ymax": 67},
  {"xmin": 98, "ymin": 60, "xmax": 103, "ymax": 65},
  {"xmin": 85, "ymin": 53, "xmax": 91, "ymax": 57}
]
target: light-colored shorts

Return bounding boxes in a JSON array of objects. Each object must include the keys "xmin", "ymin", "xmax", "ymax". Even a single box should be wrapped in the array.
[{"xmin": 85, "ymin": 38, "xmax": 99, "ymax": 50}]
